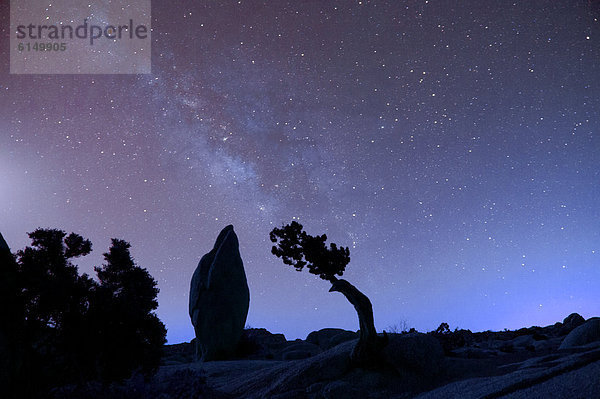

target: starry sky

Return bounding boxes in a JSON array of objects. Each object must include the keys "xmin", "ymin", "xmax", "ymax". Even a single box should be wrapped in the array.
[{"xmin": 1, "ymin": 0, "xmax": 599, "ymax": 344}]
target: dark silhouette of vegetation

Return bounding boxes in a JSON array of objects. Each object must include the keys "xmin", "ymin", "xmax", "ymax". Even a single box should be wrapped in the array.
[
  {"xmin": 270, "ymin": 221, "xmax": 350, "ymax": 280},
  {"xmin": 0, "ymin": 228, "xmax": 166, "ymax": 397},
  {"xmin": 270, "ymin": 221, "xmax": 386, "ymax": 367},
  {"xmin": 16, "ymin": 229, "xmax": 95, "ymax": 391},
  {"xmin": 435, "ymin": 322, "xmax": 451, "ymax": 335},
  {"xmin": 91, "ymin": 239, "xmax": 166, "ymax": 381},
  {"xmin": 428, "ymin": 322, "xmax": 474, "ymax": 355}
]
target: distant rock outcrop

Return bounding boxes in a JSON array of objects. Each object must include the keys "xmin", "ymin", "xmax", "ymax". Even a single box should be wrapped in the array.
[
  {"xmin": 561, "ymin": 312, "xmax": 586, "ymax": 333},
  {"xmin": 237, "ymin": 328, "xmax": 287, "ymax": 359},
  {"xmin": 306, "ymin": 328, "xmax": 358, "ymax": 350},
  {"xmin": 281, "ymin": 341, "xmax": 322, "ymax": 360},
  {"xmin": 559, "ymin": 317, "xmax": 600, "ymax": 349},
  {"xmin": 189, "ymin": 225, "xmax": 250, "ymax": 361}
]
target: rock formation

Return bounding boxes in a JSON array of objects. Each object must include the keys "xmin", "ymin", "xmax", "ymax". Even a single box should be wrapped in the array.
[
  {"xmin": 0, "ymin": 232, "xmax": 9, "ymax": 254},
  {"xmin": 562, "ymin": 312, "xmax": 586, "ymax": 333},
  {"xmin": 161, "ymin": 313, "xmax": 600, "ymax": 399},
  {"xmin": 559, "ymin": 317, "xmax": 600, "ymax": 349},
  {"xmin": 189, "ymin": 225, "xmax": 250, "ymax": 361},
  {"xmin": 307, "ymin": 328, "xmax": 358, "ymax": 350}
]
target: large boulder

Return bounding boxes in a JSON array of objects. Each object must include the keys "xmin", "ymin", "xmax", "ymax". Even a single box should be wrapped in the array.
[
  {"xmin": 280, "ymin": 341, "xmax": 322, "ymax": 360},
  {"xmin": 306, "ymin": 328, "xmax": 358, "ymax": 350},
  {"xmin": 511, "ymin": 334, "xmax": 536, "ymax": 350},
  {"xmin": 328, "ymin": 330, "xmax": 360, "ymax": 349},
  {"xmin": 237, "ymin": 328, "xmax": 287, "ymax": 359},
  {"xmin": 383, "ymin": 333, "xmax": 445, "ymax": 376},
  {"xmin": 189, "ymin": 225, "xmax": 250, "ymax": 361},
  {"xmin": 217, "ymin": 339, "xmax": 355, "ymax": 398},
  {"xmin": 561, "ymin": 313, "xmax": 586, "ymax": 334},
  {"xmin": 559, "ymin": 317, "xmax": 600, "ymax": 349}
]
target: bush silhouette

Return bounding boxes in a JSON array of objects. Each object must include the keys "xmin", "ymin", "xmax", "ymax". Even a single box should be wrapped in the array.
[{"xmin": 428, "ymin": 322, "xmax": 473, "ymax": 354}]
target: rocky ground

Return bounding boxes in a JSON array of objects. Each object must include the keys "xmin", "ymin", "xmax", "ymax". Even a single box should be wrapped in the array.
[
  {"xmin": 52, "ymin": 314, "xmax": 600, "ymax": 398},
  {"xmin": 156, "ymin": 313, "xmax": 600, "ymax": 399}
]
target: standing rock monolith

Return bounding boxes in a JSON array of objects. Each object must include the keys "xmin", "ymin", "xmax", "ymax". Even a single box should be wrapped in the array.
[
  {"xmin": 189, "ymin": 225, "xmax": 250, "ymax": 361},
  {"xmin": 559, "ymin": 317, "xmax": 600, "ymax": 349}
]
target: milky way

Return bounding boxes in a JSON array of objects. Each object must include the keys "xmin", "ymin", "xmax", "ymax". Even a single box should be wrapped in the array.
[{"xmin": 1, "ymin": 0, "xmax": 599, "ymax": 343}]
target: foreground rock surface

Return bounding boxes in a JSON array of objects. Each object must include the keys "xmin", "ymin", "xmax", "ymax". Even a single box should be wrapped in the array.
[
  {"xmin": 160, "ymin": 338, "xmax": 600, "ymax": 399},
  {"xmin": 562, "ymin": 313, "xmax": 586, "ymax": 332},
  {"xmin": 159, "ymin": 313, "xmax": 600, "ymax": 398},
  {"xmin": 307, "ymin": 328, "xmax": 358, "ymax": 350},
  {"xmin": 415, "ymin": 342, "xmax": 600, "ymax": 399},
  {"xmin": 189, "ymin": 225, "xmax": 250, "ymax": 361},
  {"xmin": 559, "ymin": 317, "xmax": 600, "ymax": 349}
]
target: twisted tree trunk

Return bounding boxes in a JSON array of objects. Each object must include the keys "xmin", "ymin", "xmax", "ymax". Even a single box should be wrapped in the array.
[{"xmin": 328, "ymin": 277, "xmax": 386, "ymax": 367}]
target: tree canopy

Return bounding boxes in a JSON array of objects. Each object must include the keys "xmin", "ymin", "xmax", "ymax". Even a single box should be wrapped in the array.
[
  {"xmin": 269, "ymin": 221, "xmax": 350, "ymax": 282},
  {"xmin": 1, "ymin": 228, "xmax": 166, "ymax": 396},
  {"xmin": 92, "ymin": 238, "xmax": 166, "ymax": 381}
]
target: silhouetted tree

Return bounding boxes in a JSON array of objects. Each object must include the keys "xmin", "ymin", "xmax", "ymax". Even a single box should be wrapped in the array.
[
  {"xmin": 435, "ymin": 322, "xmax": 450, "ymax": 335},
  {"xmin": 15, "ymin": 228, "xmax": 95, "ymax": 388},
  {"xmin": 8, "ymin": 229, "xmax": 167, "ymax": 394},
  {"xmin": 270, "ymin": 221, "xmax": 386, "ymax": 367},
  {"xmin": 92, "ymin": 239, "xmax": 166, "ymax": 381}
]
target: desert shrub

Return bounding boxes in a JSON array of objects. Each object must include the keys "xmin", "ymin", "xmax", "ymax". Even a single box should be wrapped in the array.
[
  {"xmin": 428, "ymin": 323, "xmax": 473, "ymax": 354},
  {"xmin": 385, "ymin": 320, "xmax": 410, "ymax": 334}
]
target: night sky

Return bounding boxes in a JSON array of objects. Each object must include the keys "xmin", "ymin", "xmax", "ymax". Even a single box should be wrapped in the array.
[{"xmin": 1, "ymin": 0, "xmax": 599, "ymax": 344}]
